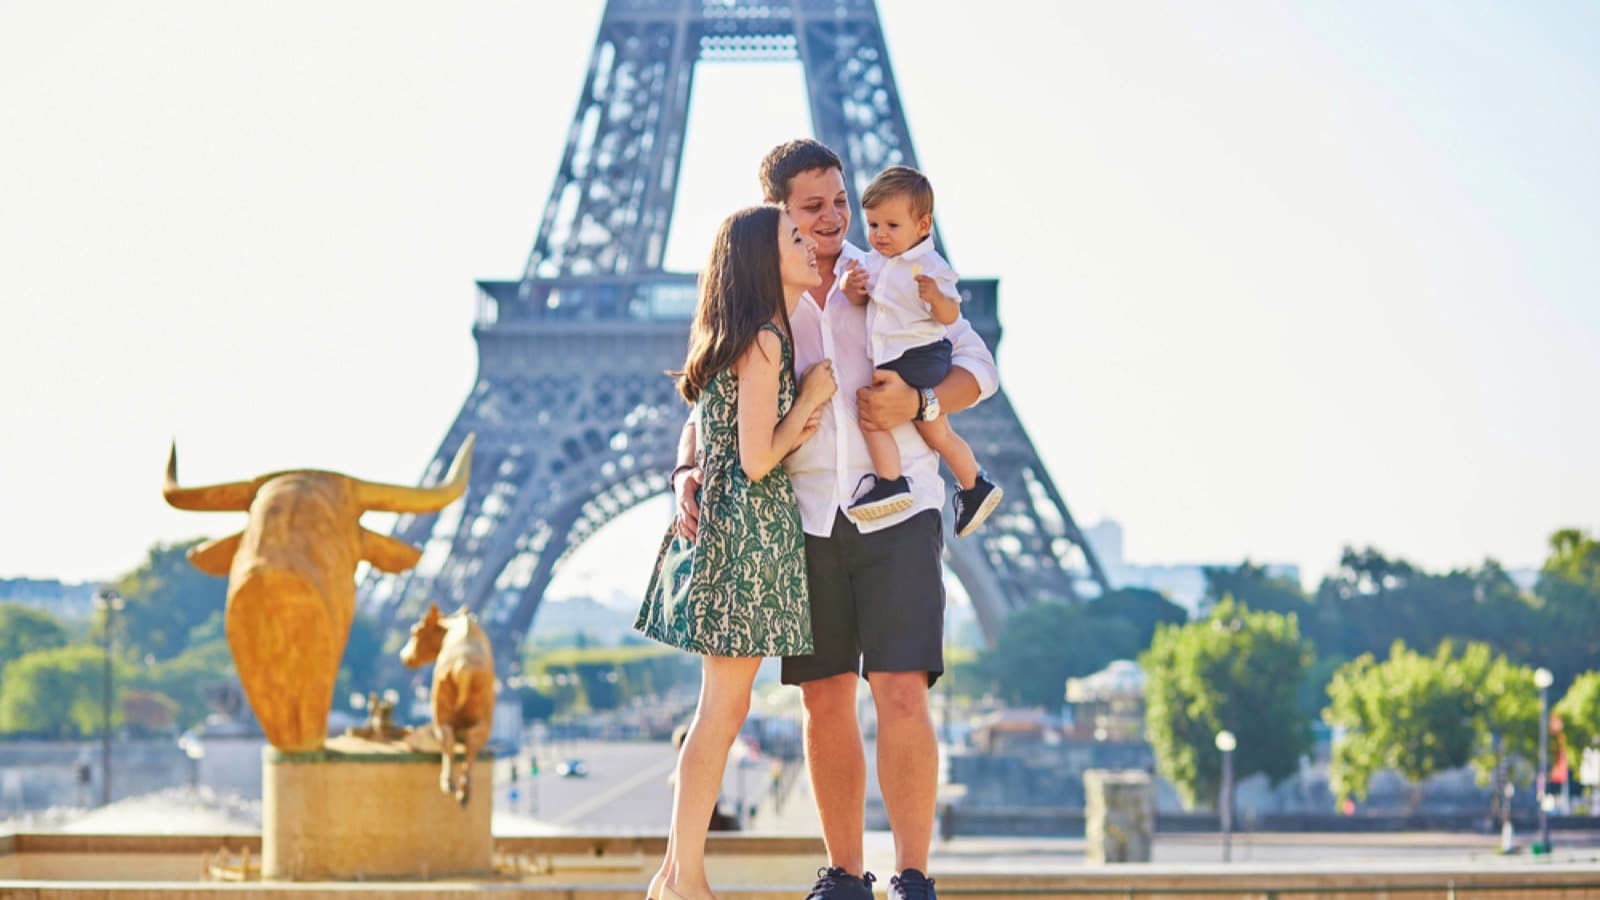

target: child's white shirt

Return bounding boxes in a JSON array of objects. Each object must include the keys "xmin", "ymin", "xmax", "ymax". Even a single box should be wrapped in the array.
[{"xmin": 862, "ymin": 237, "xmax": 962, "ymax": 366}]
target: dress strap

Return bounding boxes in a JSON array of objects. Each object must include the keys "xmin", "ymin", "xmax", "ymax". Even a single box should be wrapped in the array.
[{"xmin": 757, "ymin": 321, "xmax": 791, "ymax": 359}]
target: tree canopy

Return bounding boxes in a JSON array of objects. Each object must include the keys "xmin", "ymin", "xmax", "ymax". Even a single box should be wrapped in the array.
[
  {"xmin": 1323, "ymin": 642, "xmax": 1484, "ymax": 807},
  {"xmin": 109, "ymin": 539, "xmax": 227, "ymax": 662},
  {"xmin": 0, "ymin": 603, "xmax": 68, "ymax": 682},
  {"xmin": 975, "ymin": 601, "xmax": 1139, "ymax": 709},
  {"xmin": 1140, "ymin": 597, "xmax": 1313, "ymax": 808}
]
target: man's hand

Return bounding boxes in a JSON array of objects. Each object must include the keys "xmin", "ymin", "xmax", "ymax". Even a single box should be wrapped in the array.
[
  {"xmin": 842, "ymin": 259, "xmax": 871, "ymax": 305},
  {"xmin": 857, "ymin": 369, "xmax": 920, "ymax": 432},
  {"xmin": 674, "ymin": 467, "xmax": 702, "ymax": 540}
]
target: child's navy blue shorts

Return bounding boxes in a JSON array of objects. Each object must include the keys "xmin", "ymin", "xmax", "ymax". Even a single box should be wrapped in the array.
[{"xmin": 876, "ymin": 337, "xmax": 953, "ymax": 389}]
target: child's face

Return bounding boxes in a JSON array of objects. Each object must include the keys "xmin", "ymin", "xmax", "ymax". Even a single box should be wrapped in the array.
[{"xmin": 865, "ymin": 194, "xmax": 932, "ymax": 258}]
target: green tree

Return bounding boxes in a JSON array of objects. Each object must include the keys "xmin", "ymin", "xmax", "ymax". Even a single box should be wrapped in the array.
[
  {"xmin": 1555, "ymin": 672, "xmax": 1600, "ymax": 757},
  {"xmin": 136, "ymin": 639, "xmax": 235, "ymax": 730},
  {"xmin": 334, "ymin": 613, "xmax": 384, "ymax": 702},
  {"xmin": 1535, "ymin": 529, "xmax": 1600, "ymax": 688},
  {"xmin": 0, "ymin": 645, "xmax": 125, "ymax": 737},
  {"xmin": 1323, "ymin": 641, "xmax": 1481, "ymax": 810},
  {"xmin": 0, "ymin": 603, "xmax": 68, "ymax": 681},
  {"xmin": 1313, "ymin": 547, "xmax": 1537, "ymax": 666},
  {"xmin": 1201, "ymin": 562, "xmax": 1310, "ymax": 620},
  {"xmin": 1086, "ymin": 587, "xmax": 1187, "ymax": 650},
  {"xmin": 111, "ymin": 539, "xmax": 227, "ymax": 661},
  {"xmin": 976, "ymin": 602, "xmax": 1138, "ymax": 708},
  {"xmin": 524, "ymin": 645, "xmax": 699, "ymax": 715},
  {"xmin": 1457, "ymin": 643, "xmax": 1540, "ymax": 789},
  {"xmin": 1140, "ymin": 597, "xmax": 1313, "ymax": 808}
]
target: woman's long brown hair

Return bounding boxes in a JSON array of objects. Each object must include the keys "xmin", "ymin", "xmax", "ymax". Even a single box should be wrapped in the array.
[{"xmin": 677, "ymin": 205, "xmax": 791, "ymax": 404}]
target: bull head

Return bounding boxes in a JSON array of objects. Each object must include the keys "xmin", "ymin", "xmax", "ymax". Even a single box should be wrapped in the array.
[{"xmin": 162, "ymin": 435, "xmax": 475, "ymax": 752}]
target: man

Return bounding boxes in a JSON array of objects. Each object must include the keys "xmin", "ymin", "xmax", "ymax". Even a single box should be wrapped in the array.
[{"xmin": 671, "ymin": 140, "xmax": 997, "ymax": 900}]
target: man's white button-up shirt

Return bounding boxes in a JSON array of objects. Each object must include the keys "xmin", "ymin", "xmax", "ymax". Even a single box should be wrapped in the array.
[{"xmin": 784, "ymin": 242, "xmax": 999, "ymax": 537}]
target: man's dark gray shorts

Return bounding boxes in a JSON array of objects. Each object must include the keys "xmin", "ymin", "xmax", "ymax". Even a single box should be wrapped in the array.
[{"xmin": 781, "ymin": 509, "xmax": 945, "ymax": 687}]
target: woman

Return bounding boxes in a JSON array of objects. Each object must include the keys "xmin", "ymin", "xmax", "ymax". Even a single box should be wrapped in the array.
[{"xmin": 635, "ymin": 205, "xmax": 836, "ymax": 900}]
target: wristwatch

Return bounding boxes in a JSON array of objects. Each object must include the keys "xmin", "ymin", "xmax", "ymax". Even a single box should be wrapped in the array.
[{"xmin": 917, "ymin": 387, "xmax": 941, "ymax": 422}]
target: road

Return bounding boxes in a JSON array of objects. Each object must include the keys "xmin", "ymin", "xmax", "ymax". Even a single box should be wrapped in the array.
[{"xmin": 492, "ymin": 739, "xmax": 781, "ymax": 831}]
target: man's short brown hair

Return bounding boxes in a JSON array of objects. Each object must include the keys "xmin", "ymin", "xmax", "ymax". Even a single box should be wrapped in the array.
[
  {"xmin": 861, "ymin": 165, "xmax": 934, "ymax": 220},
  {"xmin": 759, "ymin": 139, "xmax": 845, "ymax": 204}
]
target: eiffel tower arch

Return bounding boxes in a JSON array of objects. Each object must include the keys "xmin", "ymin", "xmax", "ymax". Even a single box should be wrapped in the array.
[{"xmin": 360, "ymin": 0, "xmax": 1111, "ymax": 664}]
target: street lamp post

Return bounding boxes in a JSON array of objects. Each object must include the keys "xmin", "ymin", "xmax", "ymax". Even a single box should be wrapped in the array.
[
  {"xmin": 1215, "ymin": 730, "xmax": 1237, "ymax": 863},
  {"xmin": 1535, "ymin": 666, "xmax": 1554, "ymax": 854},
  {"xmin": 93, "ymin": 589, "xmax": 125, "ymax": 807}
]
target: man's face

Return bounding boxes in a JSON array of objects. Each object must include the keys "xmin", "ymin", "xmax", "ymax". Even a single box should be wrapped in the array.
[{"xmin": 782, "ymin": 166, "xmax": 850, "ymax": 260}]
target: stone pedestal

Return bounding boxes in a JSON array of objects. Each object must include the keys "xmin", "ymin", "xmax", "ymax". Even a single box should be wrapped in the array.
[
  {"xmin": 262, "ymin": 736, "xmax": 493, "ymax": 880},
  {"xmin": 1083, "ymin": 769, "xmax": 1154, "ymax": 864}
]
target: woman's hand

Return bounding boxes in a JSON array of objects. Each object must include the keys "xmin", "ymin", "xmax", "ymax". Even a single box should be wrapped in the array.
[
  {"xmin": 789, "ymin": 405, "xmax": 825, "ymax": 454},
  {"xmin": 798, "ymin": 359, "xmax": 837, "ymax": 413}
]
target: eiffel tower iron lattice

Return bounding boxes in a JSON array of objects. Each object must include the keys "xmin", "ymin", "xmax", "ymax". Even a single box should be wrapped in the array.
[{"xmin": 360, "ymin": 0, "xmax": 1111, "ymax": 663}]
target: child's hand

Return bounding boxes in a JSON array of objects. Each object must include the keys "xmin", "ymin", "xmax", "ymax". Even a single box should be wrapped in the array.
[
  {"xmin": 842, "ymin": 260, "xmax": 871, "ymax": 304},
  {"xmin": 915, "ymin": 274, "xmax": 952, "ymax": 309},
  {"xmin": 798, "ymin": 360, "xmax": 837, "ymax": 412}
]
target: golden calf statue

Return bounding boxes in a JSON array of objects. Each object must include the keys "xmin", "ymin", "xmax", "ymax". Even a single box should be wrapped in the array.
[
  {"xmin": 401, "ymin": 603, "xmax": 495, "ymax": 805},
  {"xmin": 162, "ymin": 436, "xmax": 474, "ymax": 752}
]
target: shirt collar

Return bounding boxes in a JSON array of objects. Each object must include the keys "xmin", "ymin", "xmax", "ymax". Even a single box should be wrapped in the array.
[{"xmin": 900, "ymin": 235, "xmax": 937, "ymax": 263}]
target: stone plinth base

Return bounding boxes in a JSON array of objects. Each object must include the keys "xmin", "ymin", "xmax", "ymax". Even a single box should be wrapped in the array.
[
  {"xmin": 1083, "ymin": 768, "xmax": 1154, "ymax": 864},
  {"xmin": 262, "ymin": 736, "xmax": 493, "ymax": 881}
]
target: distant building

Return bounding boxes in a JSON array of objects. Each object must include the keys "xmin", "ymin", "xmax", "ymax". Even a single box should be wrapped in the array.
[
  {"xmin": 0, "ymin": 578, "xmax": 97, "ymax": 619},
  {"xmin": 1064, "ymin": 659, "xmax": 1146, "ymax": 742},
  {"xmin": 1081, "ymin": 519, "xmax": 1299, "ymax": 618},
  {"xmin": 1082, "ymin": 520, "xmax": 1125, "ymax": 572}
]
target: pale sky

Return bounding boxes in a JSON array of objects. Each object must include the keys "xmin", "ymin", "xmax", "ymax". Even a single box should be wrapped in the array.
[{"xmin": 2, "ymin": 1, "xmax": 1597, "ymax": 598}]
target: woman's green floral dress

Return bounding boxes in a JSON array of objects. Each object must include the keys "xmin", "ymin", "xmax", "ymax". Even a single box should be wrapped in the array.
[{"xmin": 636, "ymin": 323, "xmax": 812, "ymax": 657}]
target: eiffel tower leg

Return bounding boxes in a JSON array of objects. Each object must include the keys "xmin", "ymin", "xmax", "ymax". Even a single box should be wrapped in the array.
[{"xmin": 362, "ymin": 363, "xmax": 685, "ymax": 667}]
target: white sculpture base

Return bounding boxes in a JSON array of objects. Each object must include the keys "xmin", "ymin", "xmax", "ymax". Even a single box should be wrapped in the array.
[
  {"xmin": 262, "ymin": 735, "xmax": 493, "ymax": 881},
  {"xmin": 1083, "ymin": 768, "xmax": 1154, "ymax": 864}
]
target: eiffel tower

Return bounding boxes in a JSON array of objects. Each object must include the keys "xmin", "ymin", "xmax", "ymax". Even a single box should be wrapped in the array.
[{"xmin": 360, "ymin": 0, "xmax": 1111, "ymax": 663}]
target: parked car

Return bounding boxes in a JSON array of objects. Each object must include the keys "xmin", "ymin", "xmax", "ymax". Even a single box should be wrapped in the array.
[{"xmin": 557, "ymin": 758, "xmax": 588, "ymax": 778}]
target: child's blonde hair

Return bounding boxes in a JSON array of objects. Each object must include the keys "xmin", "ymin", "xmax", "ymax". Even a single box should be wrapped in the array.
[{"xmin": 861, "ymin": 165, "xmax": 934, "ymax": 220}]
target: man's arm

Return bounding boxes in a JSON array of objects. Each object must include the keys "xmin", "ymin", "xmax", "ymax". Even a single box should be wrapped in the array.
[
  {"xmin": 672, "ymin": 412, "xmax": 701, "ymax": 540},
  {"xmin": 858, "ymin": 316, "xmax": 997, "ymax": 429}
]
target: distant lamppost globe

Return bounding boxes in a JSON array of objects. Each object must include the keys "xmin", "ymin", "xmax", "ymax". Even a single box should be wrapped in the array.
[{"xmin": 1215, "ymin": 730, "xmax": 1237, "ymax": 753}]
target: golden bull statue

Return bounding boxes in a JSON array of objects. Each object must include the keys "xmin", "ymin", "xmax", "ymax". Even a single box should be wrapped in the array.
[{"xmin": 162, "ymin": 436, "xmax": 475, "ymax": 752}]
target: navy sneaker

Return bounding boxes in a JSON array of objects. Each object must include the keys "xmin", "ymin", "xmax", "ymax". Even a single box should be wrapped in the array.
[
  {"xmin": 849, "ymin": 474, "xmax": 914, "ymax": 520},
  {"xmin": 953, "ymin": 472, "xmax": 1002, "ymax": 537},
  {"xmin": 887, "ymin": 869, "xmax": 937, "ymax": 900},
  {"xmin": 805, "ymin": 866, "xmax": 876, "ymax": 900}
]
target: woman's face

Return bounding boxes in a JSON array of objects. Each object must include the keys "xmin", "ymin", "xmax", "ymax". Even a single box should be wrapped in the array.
[{"xmin": 777, "ymin": 212, "xmax": 821, "ymax": 295}]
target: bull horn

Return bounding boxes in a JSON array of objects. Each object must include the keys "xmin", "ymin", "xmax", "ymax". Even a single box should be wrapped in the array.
[
  {"xmin": 162, "ymin": 442, "xmax": 258, "ymax": 511},
  {"xmin": 355, "ymin": 434, "xmax": 474, "ymax": 513}
]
